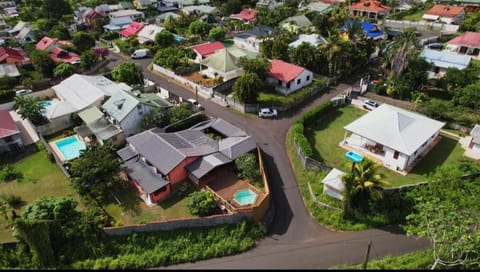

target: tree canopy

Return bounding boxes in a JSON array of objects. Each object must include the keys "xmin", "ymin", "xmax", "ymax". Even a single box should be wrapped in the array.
[
  {"xmin": 111, "ymin": 62, "xmax": 144, "ymax": 86},
  {"xmin": 53, "ymin": 62, "xmax": 76, "ymax": 78},
  {"xmin": 13, "ymin": 96, "xmax": 47, "ymax": 126},
  {"xmin": 72, "ymin": 31, "xmax": 95, "ymax": 52},
  {"xmin": 233, "ymin": 72, "xmax": 262, "ymax": 104},
  {"xmin": 239, "ymin": 58, "xmax": 271, "ymax": 80},
  {"xmin": 155, "ymin": 31, "xmax": 175, "ymax": 48}
]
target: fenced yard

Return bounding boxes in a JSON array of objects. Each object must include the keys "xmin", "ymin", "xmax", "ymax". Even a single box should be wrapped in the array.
[{"xmin": 306, "ymin": 105, "xmax": 470, "ymax": 187}]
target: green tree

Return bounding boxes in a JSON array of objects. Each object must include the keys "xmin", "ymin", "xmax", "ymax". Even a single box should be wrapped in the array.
[
  {"xmin": 387, "ymin": 27, "xmax": 420, "ymax": 78},
  {"xmin": 235, "ymin": 153, "xmax": 261, "ymax": 182},
  {"xmin": 29, "ymin": 49, "xmax": 55, "ymax": 77},
  {"xmin": 239, "ymin": 58, "xmax": 271, "ymax": 80},
  {"xmin": 48, "ymin": 25, "xmax": 70, "ymax": 40},
  {"xmin": 188, "ymin": 21, "xmax": 212, "ymax": 37},
  {"xmin": 405, "ymin": 166, "xmax": 480, "ymax": 270},
  {"xmin": 163, "ymin": 15, "xmax": 178, "ymax": 32},
  {"xmin": 53, "ymin": 62, "xmax": 75, "ymax": 79},
  {"xmin": 439, "ymin": 67, "xmax": 478, "ymax": 96},
  {"xmin": 208, "ymin": 27, "xmax": 226, "ymax": 41},
  {"xmin": 111, "ymin": 62, "xmax": 144, "ymax": 86},
  {"xmin": 225, "ymin": 0, "xmax": 242, "ymax": 15},
  {"xmin": 233, "ymin": 72, "xmax": 262, "ymax": 104},
  {"xmin": 319, "ymin": 34, "xmax": 343, "ymax": 76},
  {"xmin": 72, "ymin": 31, "xmax": 95, "ymax": 52},
  {"xmin": 186, "ymin": 191, "xmax": 218, "ymax": 216},
  {"xmin": 42, "ymin": 0, "xmax": 72, "ymax": 20},
  {"xmin": 346, "ymin": 158, "xmax": 390, "ymax": 212},
  {"xmin": 168, "ymin": 104, "xmax": 193, "ymax": 124},
  {"xmin": 288, "ymin": 42, "xmax": 319, "ymax": 73},
  {"xmin": 22, "ymin": 196, "xmax": 79, "ymax": 221},
  {"xmin": 69, "ymin": 144, "xmax": 121, "ymax": 202},
  {"xmin": 140, "ymin": 108, "xmax": 170, "ymax": 131},
  {"xmin": 80, "ymin": 50, "xmax": 98, "ymax": 71},
  {"xmin": 459, "ymin": 12, "xmax": 480, "ymax": 32},
  {"xmin": 153, "ymin": 47, "xmax": 195, "ymax": 70},
  {"xmin": 155, "ymin": 31, "xmax": 175, "ymax": 48},
  {"xmin": 454, "ymin": 82, "xmax": 480, "ymax": 110},
  {"xmin": 13, "ymin": 96, "xmax": 47, "ymax": 126},
  {"xmin": 260, "ymin": 38, "xmax": 289, "ymax": 61}
]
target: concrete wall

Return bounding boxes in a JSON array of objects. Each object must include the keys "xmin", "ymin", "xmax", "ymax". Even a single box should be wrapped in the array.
[{"xmin": 103, "ymin": 213, "xmax": 252, "ymax": 236}]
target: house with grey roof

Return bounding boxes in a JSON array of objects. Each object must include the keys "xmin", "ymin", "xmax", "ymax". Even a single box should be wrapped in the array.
[
  {"xmin": 256, "ymin": 0, "xmax": 283, "ymax": 10},
  {"xmin": 10, "ymin": 21, "xmax": 35, "ymax": 44},
  {"xmin": 343, "ymin": 103, "xmax": 445, "ymax": 173},
  {"xmin": 420, "ymin": 48, "xmax": 472, "ymax": 79},
  {"xmin": 117, "ymin": 118, "xmax": 257, "ymax": 205},
  {"xmin": 233, "ymin": 26, "xmax": 274, "ymax": 53},
  {"xmin": 102, "ymin": 90, "xmax": 172, "ymax": 137},
  {"xmin": 280, "ymin": 15, "xmax": 313, "ymax": 33},
  {"xmin": 75, "ymin": 106, "xmax": 125, "ymax": 146},
  {"xmin": 200, "ymin": 46, "xmax": 258, "ymax": 81}
]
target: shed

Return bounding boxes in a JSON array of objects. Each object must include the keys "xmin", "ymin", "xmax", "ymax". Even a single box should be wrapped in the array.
[{"xmin": 321, "ymin": 168, "xmax": 345, "ymax": 201}]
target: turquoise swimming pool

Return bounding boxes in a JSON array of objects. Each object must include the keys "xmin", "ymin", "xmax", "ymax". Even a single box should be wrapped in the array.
[
  {"xmin": 174, "ymin": 35, "xmax": 185, "ymax": 42},
  {"xmin": 234, "ymin": 189, "xmax": 257, "ymax": 206},
  {"xmin": 346, "ymin": 150, "xmax": 363, "ymax": 163},
  {"xmin": 54, "ymin": 136, "xmax": 86, "ymax": 161}
]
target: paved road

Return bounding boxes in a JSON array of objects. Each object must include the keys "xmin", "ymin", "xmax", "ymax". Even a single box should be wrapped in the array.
[{"xmin": 105, "ymin": 53, "xmax": 430, "ymax": 269}]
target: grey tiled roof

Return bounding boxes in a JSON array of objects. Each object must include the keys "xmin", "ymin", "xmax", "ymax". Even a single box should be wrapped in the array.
[
  {"xmin": 117, "ymin": 145, "xmax": 138, "ymax": 161},
  {"xmin": 124, "ymin": 160, "xmax": 168, "ymax": 194},
  {"xmin": 186, "ymin": 152, "xmax": 231, "ymax": 179}
]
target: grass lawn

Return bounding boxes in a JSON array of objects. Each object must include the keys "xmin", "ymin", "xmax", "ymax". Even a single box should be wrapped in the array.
[
  {"xmin": 306, "ymin": 105, "xmax": 471, "ymax": 187},
  {"xmin": 0, "ymin": 145, "xmax": 83, "ymax": 243},
  {"xmin": 402, "ymin": 10, "xmax": 425, "ymax": 21},
  {"xmin": 104, "ymin": 183, "xmax": 197, "ymax": 226}
]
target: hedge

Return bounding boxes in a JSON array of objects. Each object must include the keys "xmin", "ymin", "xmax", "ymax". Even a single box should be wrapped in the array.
[
  {"xmin": 294, "ymin": 101, "xmax": 335, "ymax": 159},
  {"xmin": 0, "ymin": 89, "xmax": 15, "ymax": 103}
]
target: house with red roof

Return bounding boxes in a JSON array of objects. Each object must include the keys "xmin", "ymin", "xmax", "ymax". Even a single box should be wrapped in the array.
[
  {"xmin": 229, "ymin": 8, "xmax": 257, "ymax": 23},
  {"xmin": 0, "ymin": 110, "xmax": 23, "ymax": 153},
  {"xmin": 119, "ymin": 21, "xmax": 145, "ymax": 38},
  {"xmin": 422, "ymin": 4, "xmax": 465, "ymax": 24},
  {"xmin": 50, "ymin": 47, "xmax": 81, "ymax": 64},
  {"xmin": 190, "ymin": 41, "xmax": 225, "ymax": 63},
  {"xmin": 349, "ymin": 0, "xmax": 392, "ymax": 20},
  {"xmin": 35, "ymin": 36, "xmax": 74, "ymax": 53},
  {"xmin": 0, "ymin": 46, "xmax": 28, "ymax": 65},
  {"xmin": 446, "ymin": 31, "xmax": 480, "ymax": 58},
  {"xmin": 266, "ymin": 59, "xmax": 313, "ymax": 95}
]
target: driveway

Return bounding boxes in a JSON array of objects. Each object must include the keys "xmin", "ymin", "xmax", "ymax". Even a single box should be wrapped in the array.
[{"xmin": 105, "ymin": 52, "xmax": 430, "ymax": 268}]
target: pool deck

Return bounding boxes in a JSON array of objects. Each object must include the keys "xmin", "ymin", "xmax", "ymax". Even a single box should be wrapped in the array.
[{"xmin": 48, "ymin": 135, "xmax": 84, "ymax": 164}]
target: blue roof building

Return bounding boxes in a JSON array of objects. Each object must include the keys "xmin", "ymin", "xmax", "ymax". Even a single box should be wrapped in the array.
[{"xmin": 343, "ymin": 20, "xmax": 385, "ymax": 40}]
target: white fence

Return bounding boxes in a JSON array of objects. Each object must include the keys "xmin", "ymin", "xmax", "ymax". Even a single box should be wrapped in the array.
[{"xmin": 384, "ymin": 20, "xmax": 459, "ymax": 33}]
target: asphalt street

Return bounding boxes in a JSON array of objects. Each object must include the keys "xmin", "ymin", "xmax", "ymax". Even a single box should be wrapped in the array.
[{"xmin": 105, "ymin": 52, "xmax": 431, "ymax": 269}]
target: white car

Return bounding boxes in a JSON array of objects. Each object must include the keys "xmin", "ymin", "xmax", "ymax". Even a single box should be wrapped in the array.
[
  {"xmin": 363, "ymin": 100, "xmax": 379, "ymax": 111},
  {"xmin": 15, "ymin": 89, "xmax": 32, "ymax": 96},
  {"xmin": 258, "ymin": 108, "xmax": 278, "ymax": 118},
  {"xmin": 186, "ymin": 98, "xmax": 203, "ymax": 110}
]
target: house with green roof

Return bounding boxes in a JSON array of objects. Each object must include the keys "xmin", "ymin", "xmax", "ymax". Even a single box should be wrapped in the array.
[
  {"xmin": 279, "ymin": 15, "xmax": 313, "ymax": 33},
  {"xmin": 200, "ymin": 46, "xmax": 258, "ymax": 81},
  {"xmin": 75, "ymin": 106, "xmax": 125, "ymax": 146},
  {"xmin": 102, "ymin": 90, "xmax": 173, "ymax": 137}
]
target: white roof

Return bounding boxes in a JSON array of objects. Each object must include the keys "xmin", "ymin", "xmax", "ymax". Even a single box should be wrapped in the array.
[
  {"xmin": 321, "ymin": 168, "xmax": 345, "ymax": 191},
  {"xmin": 52, "ymin": 74, "xmax": 132, "ymax": 113},
  {"xmin": 420, "ymin": 48, "xmax": 471, "ymax": 70},
  {"xmin": 289, "ymin": 34, "xmax": 326, "ymax": 48},
  {"xmin": 422, "ymin": 14, "xmax": 439, "ymax": 20},
  {"xmin": 45, "ymin": 100, "xmax": 76, "ymax": 119},
  {"xmin": 136, "ymin": 24, "xmax": 164, "ymax": 44},
  {"xmin": 110, "ymin": 9, "xmax": 143, "ymax": 18},
  {"xmin": 344, "ymin": 104, "xmax": 445, "ymax": 155},
  {"xmin": 0, "ymin": 64, "xmax": 19, "ymax": 77}
]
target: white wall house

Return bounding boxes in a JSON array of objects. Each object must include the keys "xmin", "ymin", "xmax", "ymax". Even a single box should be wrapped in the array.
[
  {"xmin": 468, "ymin": 124, "xmax": 480, "ymax": 152},
  {"xmin": 343, "ymin": 104, "xmax": 445, "ymax": 173},
  {"xmin": 233, "ymin": 26, "xmax": 273, "ymax": 53},
  {"xmin": 446, "ymin": 31, "xmax": 480, "ymax": 59},
  {"xmin": 109, "ymin": 9, "xmax": 144, "ymax": 24},
  {"xmin": 422, "ymin": 4, "xmax": 465, "ymax": 24},
  {"xmin": 266, "ymin": 59, "xmax": 313, "ymax": 95},
  {"xmin": 420, "ymin": 48, "xmax": 472, "ymax": 79}
]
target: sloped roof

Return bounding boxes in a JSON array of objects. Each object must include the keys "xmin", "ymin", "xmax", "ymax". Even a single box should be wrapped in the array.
[
  {"xmin": 201, "ymin": 47, "xmax": 242, "ymax": 72},
  {"xmin": 137, "ymin": 24, "xmax": 164, "ymax": 44},
  {"xmin": 124, "ymin": 159, "xmax": 169, "ymax": 193},
  {"xmin": 0, "ymin": 46, "xmax": 25, "ymax": 62},
  {"xmin": 289, "ymin": 34, "xmax": 326, "ymax": 48},
  {"xmin": 0, "ymin": 64, "xmax": 20, "ymax": 77},
  {"xmin": 470, "ymin": 124, "xmax": 480, "ymax": 144},
  {"xmin": 447, "ymin": 31, "xmax": 480, "ymax": 48},
  {"xmin": 50, "ymin": 47, "xmax": 80, "ymax": 64},
  {"xmin": 0, "ymin": 110, "xmax": 19, "ymax": 138},
  {"xmin": 321, "ymin": 168, "xmax": 345, "ymax": 191},
  {"xmin": 344, "ymin": 104, "xmax": 445, "ymax": 155},
  {"xmin": 420, "ymin": 48, "xmax": 471, "ymax": 70},
  {"xmin": 119, "ymin": 22, "xmax": 145, "ymax": 37},
  {"xmin": 78, "ymin": 106, "xmax": 103, "ymax": 124},
  {"xmin": 186, "ymin": 152, "xmax": 231, "ymax": 179},
  {"xmin": 349, "ymin": 0, "xmax": 392, "ymax": 12},
  {"xmin": 426, "ymin": 4, "xmax": 464, "ymax": 17},
  {"xmin": 191, "ymin": 41, "xmax": 225, "ymax": 58},
  {"xmin": 183, "ymin": 5, "xmax": 217, "ymax": 14},
  {"xmin": 268, "ymin": 59, "xmax": 306, "ymax": 82},
  {"xmin": 302, "ymin": 2, "xmax": 332, "ymax": 13},
  {"xmin": 230, "ymin": 8, "xmax": 257, "ymax": 21},
  {"xmin": 35, "ymin": 36, "xmax": 57, "ymax": 51},
  {"xmin": 280, "ymin": 15, "xmax": 312, "ymax": 28},
  {"xmin": 52, "ymin": 74, "xmax": 131, "ymax": 113},
  {"xmin": 110, "ymin": 9, "xmax": 144, "ymax": 17},
  {"xmin": 102, "ymin": 90, "xmax": 139, "ymax": 123},
  {"xmin": 247, "ymin": 26, "xmax": 274, "ymax": 37}
]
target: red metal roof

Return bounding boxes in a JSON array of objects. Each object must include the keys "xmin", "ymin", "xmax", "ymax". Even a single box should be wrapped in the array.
[
  {"xmin": 349, "ymin": 0, "xmax": 392, "ymax": 13},
  {"xmin": 36, "ymin": 36, "xmax": 57, "ymax": 51},
  {"xmin": 190, "ymin": 41, "xmax": 225, "ymax": 58},
  {"xmin": 230, "ymin": 8, "xmax": 257, "ymax": 22},
  {"xmin": 0, "ymin": 110, "xmax": 19, "ymax": 138},
  {"xmin": 426, "ymin": 4, "xmax": 464, "ymax": 17},
  {"xmin": 50, "ymin": 47, "xmax": 80, "ymax": 63},
  {"xmin": 0, "ymin": 46, "xmax": 26, "ymax": 62},
  {"xmin": 448, "ymin": 31, "xmax": 480, "ymax": 47},
  {"xmin": 119, "ymin": 22, "xmax": 145, "ymax": 37},
  {"xmin": 268, "ymin": 59, "xmax": 305, "ymax": 82}
]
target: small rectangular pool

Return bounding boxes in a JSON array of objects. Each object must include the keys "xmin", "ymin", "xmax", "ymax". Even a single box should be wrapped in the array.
[{"xmin": 54, "ymin": 136, "xmax": 86, "ymax": 161}]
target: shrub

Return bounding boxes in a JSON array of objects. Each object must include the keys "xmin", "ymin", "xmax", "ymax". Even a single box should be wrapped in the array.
[
  {"xmin": 186, "ymin": 191, "xmax": 218, "ymax": 216},
  {"xmin": 1, "ymin": 164, "xmax": 22, "ymax": 182},
  {"xmin": 1, "ymin": 194, "xmax": 24, "ymax": 209},
  {"xmin": 0, "ymin": 89, "xmax": 15, "ymax": 103}
]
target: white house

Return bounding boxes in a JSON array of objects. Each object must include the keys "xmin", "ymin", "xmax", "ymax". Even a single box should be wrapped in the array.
[
  {"xmin": 288, "ymin": 33, "xmax": 326, "ymax": 49},
  {"xmin": 45, "ymin": 74, "xmax": 132, "ymax": 131},
  {"xmin": 136, "ymin": 24, "xmax": 164, "ymax": 44},
  {"xmin": 200, "ymin": 46, "xmax": 257, "ymax": 81},
  {"xmin": 446, "ymin": 31, "xmax": 480, "ymax": 59},
  {"xmin": 102, "ymin": 90, "xmax": 172, "ymax": 137},
  {"xmin": 321, "ymin": 168, "xmax": 345, "ymax": 201},
  {"xmin": 420, "ymin": 48, "xmax": 472, "ymax": 78},
  {"xmin": 468, "ymin": 124, "xmax": 480, "ymax": 153},
  {"xmin": 422, "ymin": 4, "xmax": 465, "ymax": 24},
  {"xmin": 109, "ymin": 9, "xmax": 144, "ymax": 24},
  {"xmin": 233, "ymin": 26, "xmax": 274, "ymax": 53},
  {"xmin": 343, "ymin": 104, "xmax": 445, "ymax": 173},
  {"xmin": 266, "ymin": 59, "xmax": 313, "ymax": 95}
]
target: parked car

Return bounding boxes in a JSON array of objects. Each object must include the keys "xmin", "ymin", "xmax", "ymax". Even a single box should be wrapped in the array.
[
  {"xmin": 15, "ymin": 89, "xmax": 32, "ymax": 96},
  {"xmin": 427, "ymin": 43, "xmax": 444, "ymax": 50},
  {"xmin": 258, "ymin": 108, "xmax": 278, "ymax": 118},
  {"xmin": 131, "ymin": 48, "xmax": 150, "ymax": 59},
  {"xmin": 363, "ymin": 100, "xmax": 379, "ymax": 111},
  {"xmin": 186, "ymin": 98, "xmax": 203, "ymax": 111}
]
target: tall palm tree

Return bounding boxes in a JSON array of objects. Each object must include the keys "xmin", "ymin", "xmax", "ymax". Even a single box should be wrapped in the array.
[
  {"xmin": 388, "ymin": 27, "xmax": 420, "ymax": 78},
  {"xmin": 346, "ymin": 158, "xmax": 391, "ymax": 212},
  {"xmin": 320, "ymin": 33, "xmax": 343, "ymax": 76}
]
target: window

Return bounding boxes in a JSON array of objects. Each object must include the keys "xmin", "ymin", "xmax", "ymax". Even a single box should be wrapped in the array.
[
  {"xmin": 393, "ymin": 151, "xmax": 399, "ymax": 160},
  {"xmin": 286, "ymin": 82, "xmax": 290, "ymax": 88},
  {"xmin": 278, "ymin": 80, "xmax": 282, "ymax": 85},
  {"xmin": 137, "ymin": 104, "xmax": 143, "ymax": 114},
  {"xmin": 306, "ymin": 75, "xmax": 310, "ymax": 81},
  {"xmin": 297, "ymin": 78, "xmax": 301, "ymax": 84}
]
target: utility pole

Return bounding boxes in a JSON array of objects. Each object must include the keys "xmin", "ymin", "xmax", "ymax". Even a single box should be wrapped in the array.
[{"xmin": 363, "ymin": 240, "xmax": 372, "ymax": 270}]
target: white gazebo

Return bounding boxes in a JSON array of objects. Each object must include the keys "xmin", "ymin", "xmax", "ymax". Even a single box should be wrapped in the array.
[{"xmin": 321, "ymin": 168, "xmax": 345, "ymax": 201}]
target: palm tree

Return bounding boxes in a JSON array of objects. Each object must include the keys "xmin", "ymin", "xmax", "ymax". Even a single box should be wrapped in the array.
[
  {"xmin": 346, "ymin": 158, "xmax": 391, "ymax": 212},
  {"xmin": 319, "ymin": 33, "xmax": 343, "ymax": 77},
  {"xmin": 387, "ymin": 27, "xmax": 420, "ymax": 78}
]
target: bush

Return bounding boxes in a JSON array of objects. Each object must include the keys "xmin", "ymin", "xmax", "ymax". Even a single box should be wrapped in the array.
[
  {"xmin": 1, "ymin": 164, "xmax": 22, "ymax": 182},
  {"xmin": 1, "ymin": 194, "xmax": 24, "ymax": 209},
  {"xmin": 0, "ymin": 89, "xmax": 15, "ymax": 103},
  {"xmin": 186, "ymin": 191, "xmax": 218, "ymax": 216}
]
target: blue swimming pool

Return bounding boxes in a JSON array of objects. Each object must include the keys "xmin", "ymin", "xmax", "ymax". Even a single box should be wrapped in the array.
[
  {"xmin": 234, "ymin": 189, "xmax": 257, "ymax": 206},
  {"xmin": 40, "ymin": 101, "xmax": 53, "ymax": 116},
  {"xmin": 174, "ymin": 35, "xmax": 185, "ymax": 42},
  {"xmin": 54, "ymin": 136, "xmax": 86, "ymax": 161},
  {"xmin": 346, "ymin": 150, "xmax": 363, "ymax": 163}
]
